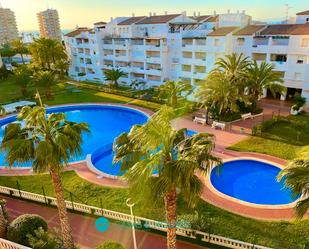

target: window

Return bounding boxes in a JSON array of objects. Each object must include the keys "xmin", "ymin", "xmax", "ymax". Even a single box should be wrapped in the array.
[
  {"xmin": 214, "ymin": 39, "xmax": 221, "ymax": 47},
  {"xmin": 296, "ymin": 56, "xmax": 305, "ymax": 64},
  {"xmin": 301, "ymin": 38, "xmax": 309, "ymax": 47},
  {"xmin": 237, "ymin": 37, "xmax": 245, "ymax": 46},
  {"xmin": 306, "ymin": 17, "xmax": 309, "ymax": 22}
]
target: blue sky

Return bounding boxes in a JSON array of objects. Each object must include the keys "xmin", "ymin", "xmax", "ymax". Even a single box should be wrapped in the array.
[{"xmin": 1, "ymin": 0, "xmax": 308, "ymax": 30}]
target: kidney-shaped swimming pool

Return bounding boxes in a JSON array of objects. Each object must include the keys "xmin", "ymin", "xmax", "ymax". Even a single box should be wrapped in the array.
[
  {"xmin": 0, "ymin": 104, "xmax": 149, "ymax": 168},
  {"xmin": 210, "ymin": 159, "xmax": 298, "ymax": 205}
]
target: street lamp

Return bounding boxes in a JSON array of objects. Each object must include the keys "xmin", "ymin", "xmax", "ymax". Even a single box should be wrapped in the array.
[{"xmin": 126, "ymin": 198, "xmax": 137, "ymax": 249}]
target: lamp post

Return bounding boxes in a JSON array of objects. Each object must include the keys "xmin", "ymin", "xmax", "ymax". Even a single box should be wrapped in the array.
[{"xmin": 126, "ymin": 198, "xmax": 137, "ymax": 249}]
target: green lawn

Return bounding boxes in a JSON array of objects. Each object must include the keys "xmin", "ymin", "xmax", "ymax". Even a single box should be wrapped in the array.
[
  {"xmin": 1, "ymin": 171, "xmax": 308, "ymax": 249},
  {"xmin": 229, "ymin": 115, "xmax": 309, "ymax": 160},
  {"xmin": 0, "ymin": 79, "xmax": 161, "ymax": 111}
]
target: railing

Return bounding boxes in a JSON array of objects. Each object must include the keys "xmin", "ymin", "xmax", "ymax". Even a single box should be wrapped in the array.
[
  {"xmin": 0, "ymin": 186, "xmax": 272, "ymax": 249},
  {"xmin": 0, "ymin": 238, "xmax": 31, "ymax": 249}
]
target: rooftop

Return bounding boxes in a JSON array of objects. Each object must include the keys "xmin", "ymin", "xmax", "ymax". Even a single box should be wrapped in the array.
[
  {"xmin": 136, "ymin": 14, "xmax": 181, "ymax": 24},
  {"xmin": 64, "ymin": 27, "xmax": 90, "ymax": 37},
  {"xmin": 260, "ymin": 23, "xmax": 309, "ymax": 35},
  {"xmin": 94, "ymin": 21, "xmax": 107, "ymax": 25},
  {"xmin": 190, "ymin": 15, "xmax": 211, "ymax": 22},
  {"xmin": 233, "ymin": 25, "xmax": 266, "ymax": 36},
  {"xmin": 207, "ymin": 26, "xmax": 239, "ymax": 36},
  {"xmin": 118, "ymin": 16, "xmax": 147, "ymax": 25},
  {"xmin": 296, "ymin": 10, "xmax": 309, "ymax": 15}
]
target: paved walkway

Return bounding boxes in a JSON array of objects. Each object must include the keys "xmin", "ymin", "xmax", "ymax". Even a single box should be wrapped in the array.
[{"xmin": 2, "ymin": 196, "xmax": 206, "ymax": 249}]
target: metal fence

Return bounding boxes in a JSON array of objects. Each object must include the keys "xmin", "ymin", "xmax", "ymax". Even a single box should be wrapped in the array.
[{"xmin": 0, "ymin": 185, "xmax": 272, "ymax": 249}]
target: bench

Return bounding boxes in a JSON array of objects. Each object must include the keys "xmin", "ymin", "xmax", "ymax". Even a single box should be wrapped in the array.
[
  {"xmin": 211, "ymin": 121, "xmax": 226, "ymax": 130},
  {"xmin": 193, "ymin": 117, "xmax": 206, "ymax": 125},
  {"xmin": 241, "ymin": 112, "xmax": 253, "ymax": 120}
]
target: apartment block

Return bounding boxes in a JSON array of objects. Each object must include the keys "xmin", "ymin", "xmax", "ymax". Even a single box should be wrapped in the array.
[
  {"xmin": 0, "ymin": 7, "xmax": 18, "ymax": 45},
  {"xmin": 37, "ymin": 9, "xmax": 62, "ymax": 41},
  {"xmin": 64, "ymin": 10, "xmax": 309, "ymax": 106}
]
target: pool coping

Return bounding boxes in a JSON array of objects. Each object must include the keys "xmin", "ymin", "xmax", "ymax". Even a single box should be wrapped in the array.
[
  {"xmin": 0, "ymin": 103, "xmax": 152, "ymax": 171},
  {"xmin": 204, "ymin": 157, "xmax": 299, "ymax": 210}
]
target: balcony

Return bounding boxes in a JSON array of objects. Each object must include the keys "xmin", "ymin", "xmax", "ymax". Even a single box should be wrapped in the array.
[
  {"xmin": 131, "ymin": 67, "xmax": 145, "ymax": 74},
  {"xmin": 192, "ymin": 72, "xmax": 207, "ymax": 80},
  {"xmin": 146, "ymin": 56, "xmax": 161, "ymax": 64}
]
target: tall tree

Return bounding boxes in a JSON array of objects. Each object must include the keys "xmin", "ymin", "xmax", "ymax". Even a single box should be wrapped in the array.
[
  {"xmin": 0, "ymin": 105, "xmax": 89, "ymax": 249},
  {"xmin": 247, "ymin": 61, "xmax": 285, "ymax": 110},
  {"xmin": 54, "ymin": 60, "xmax": 69, "ymax": 79},
  {"xmin": 0, "ymin": 199, "xmax": 8, "ymax": 238},
  {"xmin": 104, "ymin": 69, "xmax": 127, "ymax": 87},
  {"xmin": 11, "ymin": 65, "xmax": 32, "ymax": 96},
  {"xmin": 214, "ymin": 52, "xmax": 250, "ymax": 89},
  {"xmin": 278, "ymin": 147, "xmax": 309, "ymax": 218},
  {"xmin": 159, "ymin": 80, "xmax": 192, "ymax": 108},
  {"xmin": 195, "ymin": 71, "xmax": 247, "ymax": 117},
  {"xmin": 11, "ymin": 39, "xmax": 28, "ymax": 64},
  {"xmin": 29, "ymin": 38, "xmax": 67, "ymax": 70},
  {"xmin": 33, "ymin": 70, "xmax": 58, "ymax": 99},
  {"xmin": 113, "ymin": 106, "xmax": 221, "ymax": 249}
]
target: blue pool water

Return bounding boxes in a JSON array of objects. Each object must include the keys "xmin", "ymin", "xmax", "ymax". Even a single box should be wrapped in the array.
[
  {"xmin": 210, "ymin": 160, "xmax": 297, "ymax": 205},
  {"xmin": 0, "ymin": 105, "xmax": 148, "ymax": 168}
]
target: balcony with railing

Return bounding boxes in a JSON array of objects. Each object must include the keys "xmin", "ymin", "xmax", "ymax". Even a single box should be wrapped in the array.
[
  {"xmin": 146, "ymin": 51, "xmax": 161, "ymax": 63},
  {"xmin": 146, "ymin": 63, "xmax": 162, "ymax": 76},
  {"xmin": 147, "ymin": 75, "xmax": 162, "ymax": 85},
  {"xmin": 131, "ymin": 72, "xmax": 145, "ymax": 81},
  {"xmin": 181, "ymin": 64, "xmax": 192, "ymax": 78},
  {"xmin": 193, "ymin": 65, "xmax": 207, "ymax": 79},
  {"xmin": 182, "ymin": 51, "xmax": 194, "ymax": 64},
  {"xmin": 252, "ymin": 53, "xmax": 267, "ymax": 62},
  {"xmin": 253, "ymin": 37, "xmax": 269, "ymax": 47},
  {"xmin": 270, "ymin": 54, "xmax": 287, "ymax": 71}
]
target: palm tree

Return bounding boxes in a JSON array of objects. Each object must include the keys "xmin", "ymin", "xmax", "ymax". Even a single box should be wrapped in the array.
[
  {"xmin": 214, "ymin": 52, "xmax": 250, "ymax": 89},
  {"xmin": 11, "ymin": 39, "xmax": 28, "ymax": 64},
  {"xmin": 29, "ymin": 38, "xmax": 67, "ymax": 70},
  {"xmin": 113, "ymin": 106, "xmax": 221, "ymax": 249},
  {"xmin": 278, "ymin": 147, "xmax": 309, "ymax": 219},
  {"xmin": 159, "ymin": 80, "xmax": 192, "ymax": 108},
  {"xmin": 11, "ymin": 65, "xmax": 32, "ymax": 97},
  {"xmin": 0, "ymin": 105, "xmax": 89, "ymax": 249},
  {"xmin": 104, "ymin": 69, "xmax": 127, "ymax": 87},
  {"xmin": 33, "ymin": 70, "xmax": 58, "ymax": 99},
  {"xmin": 0, "ymin": 199, "xmax": 8, "ymax": 238},
  {"xmin": 0, "ymin": 44, "xmax": 16, "ymax": 63},
  {"xmin": 54, "ymin": 60, "xmax": 69, "ymax": 79},
  {"xmin": 195, "ymin": 71, "xmax": 246, "ymax": 117},
  {"xmin": 247, "ymin": 61, "xmax": 286, "ymax": 110}
]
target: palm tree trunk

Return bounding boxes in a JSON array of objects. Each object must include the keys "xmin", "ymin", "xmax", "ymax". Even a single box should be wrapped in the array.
[
  {"xmin": 165, "ymin": 188, "xmax": 177, "ymax": 249},
  {"xmin": 50, "ymin": 169, "xmax": 74, "ymax": 249},
  {"xmin": 20, "ymin": 53, "xmax": 25, "ymax": 64},
  {"xmin": 0, "ymin": 205, "xmax": 7, "ymax": 238}
]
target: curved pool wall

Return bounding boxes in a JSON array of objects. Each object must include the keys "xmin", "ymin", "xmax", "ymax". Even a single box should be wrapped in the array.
[
  {"xmin": 0, "ymin": 104, "xmax": 149, "ymax": 168},
  {"xmin": 210, "ymin": 159, "xmax": 298, "ymax": 205},
  {"xmin": 87, "ymin": 129, "xmax": 199, "ymax": 178}
]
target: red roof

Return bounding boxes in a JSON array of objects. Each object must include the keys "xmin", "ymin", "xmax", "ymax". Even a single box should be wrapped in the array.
[
  {"xmin": 296, "ymin": 10, "xmax": 309, "ymax": 15},
  {"xmin": 207, "ymin": 26, "xmax": 239, "ymax": 36},
  {"xmin": 118, "ymin": 16, "xmax": 147, "ymax": 25},
  {"xmin": 260, "ymin": 23, "xmax": 309, "ymax": 35},
  {"xmin": 136, "ymin": 14, "xmax": 181, "ymax": 24},
  {"xmin": 64, "ymin": 28, "xmax": 90, "ymax": 37}
]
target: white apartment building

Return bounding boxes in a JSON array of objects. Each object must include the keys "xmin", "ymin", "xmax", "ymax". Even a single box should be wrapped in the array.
[
  {"xmin": 37, "ymin": 9, "xmax": 62, "ymax": 41},
  {"xmin": 0, "ymin": 7, "xmax": 18, "ymax": 45},
  {"xmin": 64, "ymin": 10, "xmax": 309, "ymax": 106}
]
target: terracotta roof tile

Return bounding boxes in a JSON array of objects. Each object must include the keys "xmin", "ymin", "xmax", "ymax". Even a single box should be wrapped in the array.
[
  {"xmin": 206, "ymin": 15, "xmax": 219, "ymax": 22},
  {"xmin": 296, "ymin": 10, "xmax": 309, "ymax": 15},
  {"xmin": 260, "ymin": 23, "xmax": 309, "ymax": 35},
  {"xmin": 233, "ymin": 25, "xmax": 266, "ymax": 36},
  {"xmin": 118, "ymin": 16, "xmax": 147, "ymax": 25},
  {"xmin": 190, "ymin": 15, "xmax": 211, "ymax": 22},
  {"xmin": 94, "ymin": 21, "xmax": 107, "ymax": 25},
  {"xmin": 64, "ymin": 28, "xmax": 90, "ymax": 37},
  {"xmin": 207, "ymin": 26, "xmax": 239, "ymax": 36},
  {"xmin": 136, "ymin": 14, "xmax": 181, "ymax": 24}
]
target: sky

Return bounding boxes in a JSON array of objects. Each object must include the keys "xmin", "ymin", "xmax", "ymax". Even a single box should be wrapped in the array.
[{"xmin": 1, "ymin": 0, "xmax": 309, "ymax": 31}]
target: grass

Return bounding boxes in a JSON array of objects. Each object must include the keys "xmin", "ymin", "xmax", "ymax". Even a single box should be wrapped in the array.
[
  {"xmin": 229, "ymin": 115, "xmax": 309, "ymax": 160},
  {"xmin": 1, "ymin": 171, "xmax": 308, "ymax": 249},
  {"xmin": 0, "ymin": 79, "xmax": 161, "ymax": 111}
]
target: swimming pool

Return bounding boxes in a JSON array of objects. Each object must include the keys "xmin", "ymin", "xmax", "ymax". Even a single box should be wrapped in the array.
[
  {"xmin": 0, "ymin": 104, "xmax": 148, "ymax": 168},
  {"xmin": 210, "ymin": 159, "xmax": 297, "ymax": 205}
]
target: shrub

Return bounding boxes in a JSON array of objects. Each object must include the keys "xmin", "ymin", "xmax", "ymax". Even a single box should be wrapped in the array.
[
  {"xmin": 95, "ymin": 240, "xmax": 125, "ymax": 249},
  {"xmin": 27, "ymin": 227, "xmax": 64, "ymax": 249},
  {"xmin": 7, "ymin": 214, "xmax": 48, "ymax": 246}
]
